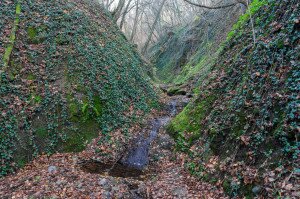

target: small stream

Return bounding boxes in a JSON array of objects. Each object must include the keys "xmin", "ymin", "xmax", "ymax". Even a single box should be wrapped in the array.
[
  {"xmin": 120, "ymin": 99, "xmax": 178, "ymax": 170},
  {"xmin": 80, "ymin": 98, "xmax": 185, "ymax": 178}
]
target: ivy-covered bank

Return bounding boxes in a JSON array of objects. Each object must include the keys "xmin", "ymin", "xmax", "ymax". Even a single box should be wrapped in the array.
[
  {"xmin": 167, "ymin": 0, "xmax": 299, "ymax": 197},
  {"xmin": 0, "ymin": 0, "xmax": 156, "ymax": 176}
]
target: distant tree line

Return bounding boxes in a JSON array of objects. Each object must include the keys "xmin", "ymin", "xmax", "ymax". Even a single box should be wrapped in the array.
[{"xmin": 98, "ymin": 0, "xmax": 247, "ymax": 54}]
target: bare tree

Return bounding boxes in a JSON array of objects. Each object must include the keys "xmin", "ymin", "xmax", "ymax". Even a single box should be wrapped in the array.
[
  {"xmin": 100, "ymin": 0, "xmax": 117, "ymax": 10},
  {"xmin": 101, "ymin": 0, "xmax": 241, "ymax": 51},
  {"xmin": 130, "ymin": 0, "xmax": 141, "ymax": 41},
  {"xmin": 119, "ymin": 0, "xmax": 134, "ymax": 29},
  {"xmin": 112, "ymin": 0, "xmax": 126, "ymax": 21},
  {"xmin": 141, "ymin": 0, "xmax": 167, "ymax": 55}
]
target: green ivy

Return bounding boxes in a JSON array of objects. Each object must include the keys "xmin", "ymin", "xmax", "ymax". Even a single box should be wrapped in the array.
[{"xmin": 0, "ymin": 0, "xmax": 157, "ymax": 176}]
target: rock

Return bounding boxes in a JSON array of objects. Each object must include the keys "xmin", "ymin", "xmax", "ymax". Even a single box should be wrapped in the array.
[
  {"xmin": 252, "ymin": 186, "xmax": 261, "ymax": 194},
  {"xmin": 116, "ymin": 192, "xmax": 124, "ymax": 199},
  {"xmin": 56, "ymin": 180, "xmax": 64, "ymax": 186},
  {"xmin": 137, "ymin": 183, "xmax": 147, "ymax": 195},
  {"xmin": 292, "ymin": 192, "xmax": 300, "ymax": 197},
  {"xmin": 33, "ymin": 191, "xmax": 43, "ymax": 198},
  {"xmin": 179, "ymin": 97, "xmax": 190, "ymax": 107},
  {"xmin": 173, "ymin": 187, "xmax": 188, "ymax": 197},
  {"xmin": 112, "ymin": 186, "xmax": 120, "ymax": 191},
  {"xmin": 167, "ymin": 87, "xmax": 187, "ymax": 96},
  {"xmin": 98, "ymin": 178, "xmax": 109, "ymax": 186},
  {"xmin": 159, "ymin": 84, "xmax": 169, "ymax": 93},
  {"xmin": 77, "ymin": 182, "xmax": 83, "ymax": 189},
  {"xmin": 158, "ymin": 135, "xmax": 173, "ymax": 150},
  {"xmin": 102, "ymin": 191, "xmax": 112, "ymax": 199},
  {"xmin": 230, "ymin": 180, "xmax": 240, "ymax": 187},
  {"xmin": 48, "ymin": 166, "xmax": 57, "ymax": 174}
]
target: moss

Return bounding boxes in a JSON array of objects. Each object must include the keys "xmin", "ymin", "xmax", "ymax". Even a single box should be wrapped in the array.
[
  {"xmin": 167, "ymin": 95, "xmax": 216, "ymax": 140},
  {"xmin": 63, "ymin": 94, "xmax": 103, "ymax": 152},
  {"xmin": 55, "ymin": 34, "xmax": 69, "ymax": 45},
  {"xmin": 27, "ymin": 27, "xmax": 37, "ymax": 41},
  {"xmin": 173, "ymin": 55, "xmax": 208, "ymax": 84},
  {"xmin": 241, "ymin": 184, "xmax": 255, "ymax": 198},
  {"xmin": 3, "ymin": 45, "xmax": 14, "ymax": 68},
  {"xmin": 167, "ymin": 86, "xmax": 186, "ymax": 96},
  {"xmin": 167, "ymin": 106, "xmax": 191, "ymax": 136},
  {"xmin": 67, "ymin": 94, "xmax": 104, "ymax": 122},
  {"xmin": 33, "ymin": 95, "xmax": 42, "ymax": 104},
  {"xmin": 8, "ymin": 71, "xmax": 15, "ymax": 80},
  {"xmin": 69, "ymin": 102, "xmax": 79, "ymax": 120},
  {"xmin": 92, "ymin": 95, "xmax": 103, "ymax": 116},
  {"xmin": 16, "ymin": 157, "xmax": 27, "ymax": 168},
  {"xmin": 16, "ymin": 3, "xmax": 21, "ymax": 14},
  {"xmin": 63, "ymin": 120, "xmax": 99, "ymax": 152},
  {"xmin": 223, "ymin": 179, "xmax": 232, "ymax": 195},
  {"xmin": 226, "ymin": 0, "xmax": 268, "ymax": 42},
  {"xmin": 31, "ymin": 100, "xmax": 101, "ymax": 153},
  {"xmin": 35, "ymin": 127, "xmax": 48, "ymax": 138},
  {"xmin": 67, "ymin": 94, "xmax": 80, "ymax": 121},
  {"xmin": 27, "ymin": 25, "xmax": 47, "ymax": 44},
  {"xmin": 232, "ymin": 112, "xmax": 247, "ymax": 138},
  {"xmin": 167, "ymin": 87, "xmax": 180, "ymax": 95},
  {"xmin": 27, "ymin": 74, "xmax": 36, "ymax": 80},
  {"xmin": 1, "ymin": 1, "xmax": 21, "ymax": 79},
  {"xmin": 276, "ymin": 39, "xmax": 284, "ymax": 49}
]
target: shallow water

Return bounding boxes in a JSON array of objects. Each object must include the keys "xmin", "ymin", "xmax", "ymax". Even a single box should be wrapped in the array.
[
  {"xmin": 119, "ymin": 100, "xmax": 177, "ymax": 170},
  {"xmin": 80, "ymin": 99, "xmax": 180, "ymax": 178}
]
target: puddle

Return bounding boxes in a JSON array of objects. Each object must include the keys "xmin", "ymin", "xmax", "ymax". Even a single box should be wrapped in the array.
[{"xmin": 80, "ymin": 160, "xmax": 145, "ymax": 179}]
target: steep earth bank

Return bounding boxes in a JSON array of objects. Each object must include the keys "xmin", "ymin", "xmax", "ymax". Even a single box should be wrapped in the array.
[
  {"xmin": 163, "ymin": 0, "xmax": 299, "ymax": 197},
  {"xmin": 0, "ymin": 0, "xmax": 156, "ymax": 176}
]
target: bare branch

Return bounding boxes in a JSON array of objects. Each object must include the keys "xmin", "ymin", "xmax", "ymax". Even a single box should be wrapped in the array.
[{"xmin": 182, "ymin": 0, "xmax": 238, "ymax": 9}]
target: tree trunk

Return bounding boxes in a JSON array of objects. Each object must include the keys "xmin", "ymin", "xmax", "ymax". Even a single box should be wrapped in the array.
[
  {"xmin": 141, "ymin": 0, "xmax": 167, "ymax": 55},
  {"xmin": 112, "ymin": 0, "xmax": 125, "ymax": 21},
  {"xmin": 120, "ymin": 0, "xmax": 134, "ymax": 30},
  {"xmin": 130, "ymin": 0, "xmax": 140, "ymax": 42}
]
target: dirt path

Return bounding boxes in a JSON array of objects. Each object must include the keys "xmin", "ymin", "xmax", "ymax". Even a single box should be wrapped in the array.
[{"xmin": 0, "ymin": 94, "xmax": 227, "ymax": 199}]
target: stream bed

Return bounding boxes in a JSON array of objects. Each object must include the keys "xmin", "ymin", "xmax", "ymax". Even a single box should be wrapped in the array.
[{"xmin": 79, "ymin": 96, "xmax": 189, "ymax": 179}]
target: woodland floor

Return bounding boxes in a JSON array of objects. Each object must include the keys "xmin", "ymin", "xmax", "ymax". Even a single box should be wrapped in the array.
[{"xmin": 0, "ymin": 92, "xmax": 227, "ymax": 199}]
